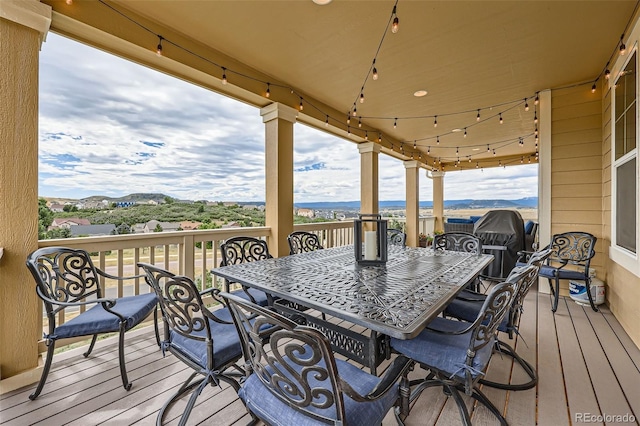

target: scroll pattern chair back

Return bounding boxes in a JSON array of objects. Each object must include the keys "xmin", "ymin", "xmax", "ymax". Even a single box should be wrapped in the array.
[
  {"xmin": 222, "ymin": 292, "xmax": 412, "ymax": 425},
  {"xmin": 138, "ymin": 263, "xmax": 243, "ymax": 426},
  {"xmin": 540, "ymin": 232, "xmax": 597, "ymax": 312},
  {"xmin": 387, "ymin": 229, "xmax": 407, "ymax": 247},
  {"xmin": 287, "ymin": 231, "xmax": 324, "ymax": 255},
  {"xmin": 433, "ymin": 232, "xmax": 481, "ymax": 254},
  {"xmin": 219, "ymin": 236, "xmax": 273, "ymax": 306},
  {"xmin": 390, "ymin": 266, "xmax": 532, "ymax": 425},
  {"xmin": 25, "ymin": 247, "xmax": 159, "ymax": 400}
]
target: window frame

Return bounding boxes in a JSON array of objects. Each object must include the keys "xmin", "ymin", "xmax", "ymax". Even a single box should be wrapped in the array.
[{"xmin": 610, "ymin": 45, "xmax": 640, "ymax": 277}]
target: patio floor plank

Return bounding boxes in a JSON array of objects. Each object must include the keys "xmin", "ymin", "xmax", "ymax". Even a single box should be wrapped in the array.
[{"xmin": 2, "ymin": 288, "xmax": 639, "ymax": 426}]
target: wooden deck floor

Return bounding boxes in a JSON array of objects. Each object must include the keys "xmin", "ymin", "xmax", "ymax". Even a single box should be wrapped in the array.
[{"xmin": 2, "ymin": 287, "xmax": 639, "ymax": 426}]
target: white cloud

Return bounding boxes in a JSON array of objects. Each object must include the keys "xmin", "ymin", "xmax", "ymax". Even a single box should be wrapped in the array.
[{"xmin": 39, "ymin": 33, "xmax": 538, "ymax": 203}]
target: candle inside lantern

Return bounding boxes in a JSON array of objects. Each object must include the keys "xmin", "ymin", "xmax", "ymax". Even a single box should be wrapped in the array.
[{"xmin": 364, "ymin": 231, "xmax": 377, "ymax": 261}]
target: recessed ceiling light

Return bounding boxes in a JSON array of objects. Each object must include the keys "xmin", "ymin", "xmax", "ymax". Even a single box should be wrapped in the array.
[
  {"xmin": 413, "ymin": 90, "xmax": 428, "ymax": 97},
  {"xmin": 312, "ymin": 0, "xmax": 332, "ymax": 4},
  {"xmin": 452, "ymin": 128, "xmax": 462, "ymax": 132},
  {"xmin": 472, "ymin": 148, "xmax": 480, "ymax": 151}
]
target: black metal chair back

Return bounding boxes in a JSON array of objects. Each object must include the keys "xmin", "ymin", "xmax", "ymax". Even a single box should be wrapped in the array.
[
  {"xmin": 543, "ymin": 232, "xmax": 597, "ymax": 312},
  {"xmin": 433, "ymin": 232, "xmax": 481, "ymax": 254},
  {"xmin": 221, "ymin": 292, "xmax": 412, "ymax": 425},
  {"xmin": 387, "ymin": 229, "xmax": 407, "ymax": 247},
  {"xmin": 219, "ymin": 236, "xmax": 273, "ymax": 305},
  {"xmin": 25, "ymin": 247, "xmax": 159, "ymax": 400},
  {"xmin": 138, "ymin": 262, "xmax": 243, "ymax": 426},
  {"xmin": 287, "ymin": 231, "xmax": 324, "ymax": 255}
]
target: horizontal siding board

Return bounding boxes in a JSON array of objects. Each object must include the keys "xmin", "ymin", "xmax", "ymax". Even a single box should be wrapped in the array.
[
  {"xmin": 552, "ymin": 128, "xmax": 602, "ymax": 146},
  {"xmin": 553, "ymin": 210, "xmax": 603, "ymax": 225},
  {"xmin": 552, "ymin": 115, "xmax": 601, "ymax": 134},
  {"xmin": 552, "ymin": 101, "xmax": 601, "ymax": 121},
  {"xmin": 552, "ymin": 183, "xmax": 601, "ymax": 198},
  {"xmin": 552, "ymin": 156, "xmax": 602, "ymax": 171},
  {"xmin": 551, "ymin": 197, "xmax": 602, "ymax": 211},
  {"xmin": 553, "ymin": 142, "xmax": 602, "ymax": 159},
  {"xmin": 551, "ymin": 170, "xmax": 603, "ymax": 185}
]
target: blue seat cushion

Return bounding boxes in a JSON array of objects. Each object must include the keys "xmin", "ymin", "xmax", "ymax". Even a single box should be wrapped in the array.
[
  {"xmin": 229, "ymin": 287, "xmax": 270, "ymax": 307},
  {"xmin": 538, "ymin": 265, "xmax": 588, "ymax": 280},
  {"xmin": 445, "ymin": 296, "xmax": 510, "ymax": 334},
  {"xmin": 470, "ymin": 216, "xmax": 482, "ymax": 223},
  {"xmin": 52, "ymin": 293, "xmax": 158, "ymax": 340},
  {"xmin": 168, "ymin": 307, "xmax": 242, "ymax": 369},
  {"xmin": 524, "ymin": 221, "xmax": 535, "ymax": 235},
  {"xmin": 448, "ymin": 218, "xmax": 474, "ymax": 224},
  {"xmin": 391, "ymin": 317, "xmax": 494, "ymax": 383},
  {"xmin": 238, "ymin": 352, "xmax": 398, "ymax": 426}
]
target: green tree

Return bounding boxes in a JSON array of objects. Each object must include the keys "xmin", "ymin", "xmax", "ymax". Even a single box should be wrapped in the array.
[
  {"xmin": 164, "ymin": 196, "xmax": 175, "ymax": 204},
  {"xmin": 115, "ymin": 223, "xmax": 132, "ymax": 234},
  {"xmin": 62, "ymin": 204, "xmax": 78, "ymax": 212},
  {"xmin": 38, "ymin": 198, "xmax": 53, "ymax": 239},
  {"xmin": 197, "ymin": 204, "xmax": 205, "ymax": 213},
  {"xmin": 154, "ymin": 224, "xmax": 163, "ymax": 232},
  {"xmin": 47, "ymin": 227, "xmax": 71, "ymax": 239}
]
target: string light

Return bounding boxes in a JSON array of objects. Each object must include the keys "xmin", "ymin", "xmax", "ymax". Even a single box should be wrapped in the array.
[
  {"xmin": 427, "ymin": 146, "xmax": 430, "ymax": 154},
  {"xmin": 534, "ymin": 93, "xmax": 539, "ymax": 105},
  {"xmin": 325, "ymin": 115, "xmax": 329, "ymax": 127},
  {"xmin": 456, "ymin": 146, "xmax": 459, "ymax": 155},
  {"xmin": 499, "ymin": 113, "xmax": 503, "ymax": 124},
  {"xmin": 156, "ymin": 35, "xmax": 164, "ymax": 56},
  {"xmin": 436, "ymin": 136, "xmax": 440, "ymax": 145},
  {"xmin": 413, "ymin": 140, "xmax": 417, "ymax": 149},
  {"xmin": 378, "ymin": 133, "xmax": 382, "ymax": 142},
  {"xmin": 299, "ymin": 97, "xmax": 304, "ymax": 111},
  {"xmin": 487, "ymin": 144, "xmax": 490, "ymax": 152},
  {"xmin": 372, "ymin": 59, "xmax": 378, "ymax": 81},
  {"xmin": 434, "ymin": 116, "xmax": 438, "ymax": 128},
  {"xmin": 393, "ymin": 118, "xmax": 398, "ymax": 129},
  {"xmin": 347, "ymin": 126, "xmax": 351, "ymax": 135},
  {"xmin": 358, "ymin": 117, "xmax": 362, "ymax": 128},
  {"xmin": 463, "ymin": 128, "xmax": 467, "ymax": 138},
  {"xmin": 65, "ymin": 0, "xmax": 73, "ymax": 4},
  {"xmin": 521, "ymin": 156, "xmax": 524, "ymax": 164},
  {"xmin": 591, "ymin": 81, "xmax": 597, "ymax": 93},
  {"xmin": 221, "ymin": 67, "xmax": 227, "ymax": 85},
  {"xmin": 524, "ymin": 98, "xmax": 529, "ymax": 111},
  {"xmin": 493, "ymin": 149, "xmax": 496, "ymax": 156},
  {"xmin": 468, "ymin": 156, "xmax": 472, "ymax": 163},
  {"xmin": 360, "ymin": 92, "xmax": 365, "ymax": 103},
  {"xmin": 476, "ymin": 110, "xmax": 481, "ymax": 121},
  {"xmin": 365, "ymin": 131, "xmax": 369, "ymax": 140},
  {"xmin": 620, "ymin": 35, "xmax": 626, "ymax": 55},
  {"xmin": 391, "ymin": 5, "xmax": 399, "ymax": 33},
  {"xmin": 534, "ymin": 110, "xmax": 538, "ymax": 123},
  {"xmin": 476, "ymin": 162, "xmax": 479, "ymax": 169},
  {"xmin": 346, "ymin": 113, "xmax": 351, "ymax": 124},
  {"xmin": 265, "ymin": 83, "xmax": 271, "ymax": 98},
  {"xmin": 352, "ymin": 107, "xmax": 357, "ymax": 117}
]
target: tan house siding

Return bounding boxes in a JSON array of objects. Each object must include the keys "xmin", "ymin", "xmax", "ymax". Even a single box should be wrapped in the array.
[
  {"xmin": 601, "ymin": 62, "xmax": 640, "ymax": 348},
  {"xmin": 550, "ymin": 86, "xmax": 604, "ymax": 295}
]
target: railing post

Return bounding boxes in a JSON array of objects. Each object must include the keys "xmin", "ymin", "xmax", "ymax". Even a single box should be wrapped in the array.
[{"xmin": 183, "ymin": 234, "xmax": 194, "ymax": 279}]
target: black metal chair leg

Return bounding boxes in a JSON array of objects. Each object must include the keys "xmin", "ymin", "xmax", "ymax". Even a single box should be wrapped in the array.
[
  {"xmin": 29, "ymin": 341, "xmax": 56, "ymax": 400},
  {"xmin": 447, "ymin": 384, "xmax": 473, "ymax": 426},
  {"xmin": 178, "ymin": 377, "xmax": 210, "ymax": 426},
  {"xmin": 549, "ymin": 276, "xmax": 560, "ymax": 312},
  {"xmin": 585, "ymin": 279, "xmax": 599, "ymax": 312},
  {"xmin": 479, "ymin": 340, "xmax": 537, "ymax": 390},
  {"xmin": 117, "ymin": 325, "xmax": 132, "ymax": 391},
  {"xmin": 83, "ymin": 335, "xmax": 98, "ymax": 358},
  {"xmin": 153, "ymin": 309, "xmax": 161, "ymax": 347},
  {"xmin": 156, "ymin": 372, "xmax": 203, "ymax": 426},
  {"xmin": 471, "ymin": 386, "xmax": 508, "ymax": 426}
]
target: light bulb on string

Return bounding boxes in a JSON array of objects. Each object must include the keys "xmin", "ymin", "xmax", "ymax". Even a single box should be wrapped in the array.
[
  {"xmin": 393, "ymin": 118, "xmax": 397, "ymax": 129},
  {"xmin": 493, "ymin": 149, "xmax": 496, "ymax": 156},
  {"xmin": 427, "ymin": 146, "xmax": 430, "ymax": 154},
  {"xmin": 521, "ymin": 156, "xmax": 524, "ymax": 164},
  {"xmin": 591, "ymin": 82, "xmax": 597, "ymax": 93},
  {"xmin": 535, "ymin": 125, "xmax": 538, "ymax": 136},
  {"xmin": 605, "ymin": 68, "xmax": 611, "ymax": 80},
  {"xmin": 221, "ymin": 67, "xmax": 227, "ymax": 85},
  {"xmin": 346, "ymin": 114, "xmax": 350, "ymax": 124},
  {"xmin": 156, "ymin": 35, "xmax": 164, "ymax": 56},
  {"xmin": 372, "ymin": 59, "xmax": 378, "ymax": 80},
  {"xmin": 535, "ymin": 93, "xmax": 539, "ymax": 105},
  {"xmin": 487, "ymin": 144, "xmax": 490, "ymax": 152},
  {"xmin": 436, "ymin": 136, "xmax": 440, "ymax": 145},
  {"xmin": 325, "ymin": 115, "xmax": 329, "ymax": 127},
  {"xmin": 299, "ymin": 97, "xmax": 304, "ymax": 111},
  {"xmin": 265, "ymin": 83, "xmax": 271, "ymax": 98},
  {"xmin": 365, "ymin": 131, "xmax": 369, "ymax": 140},
  {"xmin": 347, "ymin": 126, "xmax": 351, "ymax": 135},
  {"xmin": 476, "ymin": 162, "xmax": 479, "ymax": 169},
  {"xmin": 456, "ymin": 146, "xmax": 459, "ymax": 155},
  {"xmin": 358, "ymin": 117, "xmax": 362, "ymax": 128},
  {"xmin": 534, "ymin": 111, "xmax": 538, "ymax": 124},
  {"xmin": 620, "ymin": 35, "xmax": 626, "ymax": 55},
  {"xmin": 413, "ymin": 140, "xmax": 417, "ymax": 149},
  {"xmin": 524, "ymin": 99, "xmax": 529, "ymax": 111},
  {"xmin": 477, "ymin": 110, "xmax": 481, "ymax": 121},
  {"xmin": 468, "ymin": 156, "xmax": 471, "ymax": 163},
  {"xmin": 360, "ymin": 92, "xmax": 365, "ymax": 104},
  {"xmin": 391, "ymin": 5, "xmax": 399, "ymax": 33},
  {"xmin": 378, "ymin": 133, "xmax": 382, "ymax": 142},
  {"xmin": 352, "ymin": 107, "xmax": 357, "ymax": 117},
  {"xmin": 499, "ymin": 113, "xmax": 503, "ymax": 124},
  {"xmin": 434, "ymin": 116, "xmax": 438, "ymax": 128},
  {"xmin": 463, "ymin": 128, "xmax": 467, "ymax": 138},
  {"xmin": 65, "ymin": 0, "xmax": 73, "ymax": 4}
]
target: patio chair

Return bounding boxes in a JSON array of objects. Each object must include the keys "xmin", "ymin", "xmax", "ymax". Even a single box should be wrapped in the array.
[
  {"xmin": 538, "ymin": 232, "xmax": 598, "ymax": 312},
  {"xmin": 25, "ymin": 247, "xmax": 160, "ymax": 400},
  {"xmin": 444, "ymin": 249, "xmax": 552, "ymax": 390},
  {"xmin": 220, "ymin": 292, "xmax": 413, "ymax": 425},
  {"xmin": 219, "ymin": 236, "xmax": 273, "ymax": 306},
  {"xmin": 387, "ymin": 228, "xmax": 407, "ymax": 247},
  {"xmin": 287, "ymin": 230, "xmax": 324, "ymax": 255},
  {"xmin": 137, "ymin": 263, "xmax": 244, "ymax": 426},
  {"xmin": 390, "ymin": 265, "xmax": 533, "ymax": 426},
  {"xmin": 433, "ymin": 232, "xmax": 481, "ymax": 254}
]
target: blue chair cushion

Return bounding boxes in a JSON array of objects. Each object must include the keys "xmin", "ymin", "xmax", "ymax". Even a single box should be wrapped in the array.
[
  {"xmin": 238, "ymin": 352, "xmax": 398, "ymax": 426},
  {"xmin": 391, "ymin": 317, "xmax": 494, "ymax": 382},
  {"xmin": 448, "ymin": 218, "xmax": 474, "ymax": 224},
  {"xmin": 524, "ymin": 221, "xmax": 535, "ymax": 235},
  {"xmin": 229, "ymin": 287, "xmax": 270, "ymax": 307},
  {"xmin": 445, "ymin": 295, "xmax": 510, "ymax": 334},
  {"xmin": 538, "ymin": 265, "xmax": 588, "ymax": 281},
  {"xmin": 52, "ymin": 293, "xmax": 158, "ymax": 340},
  {"xmin": 470, "ymin": 216, "xmax": 482, "ymax": 223},
  {"xmin": 168, "ymin": 307, "xmax": 242, "ymax": 369}
]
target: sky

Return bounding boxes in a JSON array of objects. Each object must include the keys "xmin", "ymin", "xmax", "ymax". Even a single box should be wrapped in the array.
[{"xmin": 38, "ymin": 33, "xmax": 538, "ymax": 203}]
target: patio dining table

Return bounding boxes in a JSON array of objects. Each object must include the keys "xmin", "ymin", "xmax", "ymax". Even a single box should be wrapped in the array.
[{"xmin": 212, "ymin": 244, "xmax": 493, "ymax": 374}]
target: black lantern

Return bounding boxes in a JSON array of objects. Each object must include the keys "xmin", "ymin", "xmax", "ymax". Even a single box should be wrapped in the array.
[{"xmin": 353, "ymin": 214, "xmax": 388, "ymax": 265}]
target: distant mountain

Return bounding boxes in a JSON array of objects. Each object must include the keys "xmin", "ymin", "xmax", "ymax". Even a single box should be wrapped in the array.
[
  {"xmin": 294, "ymin": 197, "xmax": 537, "ymax": 210},
  {"xmin": 82, "ymin": 193, "xmax": 169, "ymax": 203}
]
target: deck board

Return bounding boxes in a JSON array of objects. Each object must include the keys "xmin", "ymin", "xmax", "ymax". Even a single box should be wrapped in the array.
[{"xmin": 2, "ymin": 289, "xmax": 639, "ymax": 426}]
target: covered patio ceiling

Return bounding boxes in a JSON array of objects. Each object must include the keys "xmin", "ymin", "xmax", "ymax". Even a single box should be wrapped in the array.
[{"xmin": 47, "ymin": 0, "xmax": 637, "ymax": 169}]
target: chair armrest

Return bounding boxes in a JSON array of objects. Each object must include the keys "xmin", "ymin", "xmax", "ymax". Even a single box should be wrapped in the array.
[
  {"xmin": 341, "ymin": 355, "xmax": 412, "ymax": 402},
  {"xmin": 96, "ymin": 267, "xmax": 146, "ymax": 281},
  {"xmin": 202, "ymin": 306, "xmax": 234, "ymax": 325},
  {"xmin": 456, "ymin": 291, "xmax": 486, "ymax": 302}
]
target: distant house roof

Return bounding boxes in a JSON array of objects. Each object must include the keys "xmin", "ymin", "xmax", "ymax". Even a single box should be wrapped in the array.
[
  {"xmin": 143, "ymin": 220, "xmax": 181, "ymax": 232},
  {"xmin": 180, "ymin": 221, "xmax": 201, "ymax": 230},
  {"xmin": 50, "ymin": 218, "xmax": 91, "ymax": 228},
  {"xmin": 69, "ymin": 224, "xmax": 116, "ymax": 237}
]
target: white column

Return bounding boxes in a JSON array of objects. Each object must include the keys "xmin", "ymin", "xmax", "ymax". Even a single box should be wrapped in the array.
[
  {"xmin": 538, "ymin": 89, "xmax": 552, "ymax": 293},
  {"xmin": 428, "ymin": 171, "xmax": 445, "ymax": 232},
  {"xmin": 358, "ymin": 142, "xmax": 380, "ymax": 215},
  {"xmin": 404, "ymin": 161, "xmax": 420, "ymax": 247}
]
